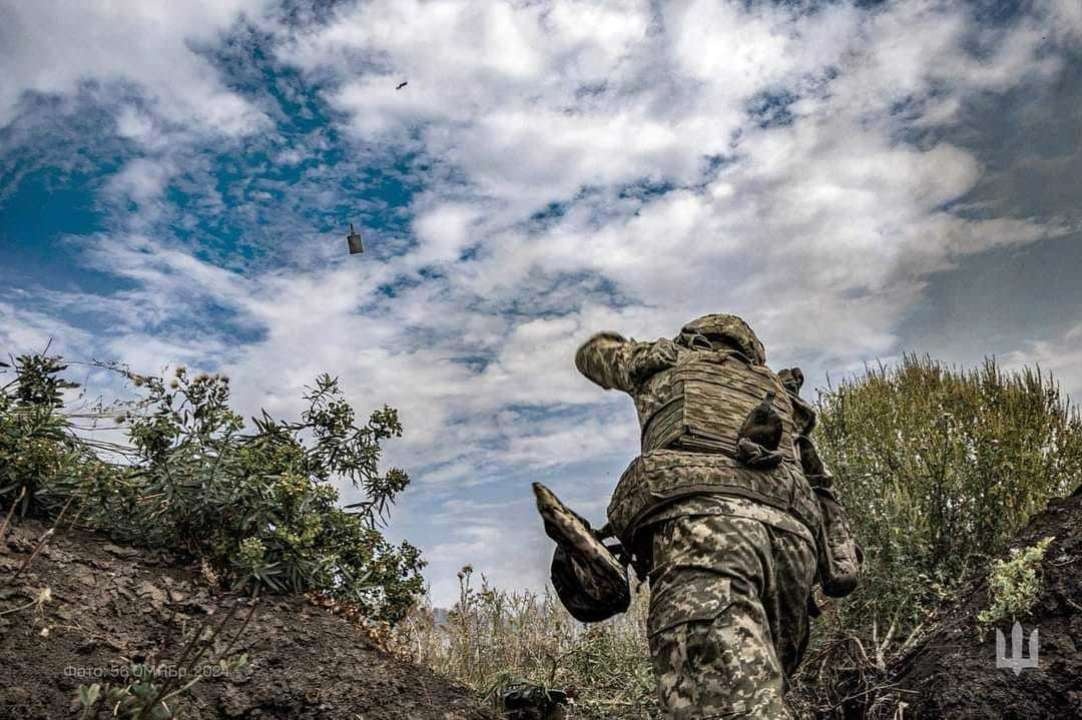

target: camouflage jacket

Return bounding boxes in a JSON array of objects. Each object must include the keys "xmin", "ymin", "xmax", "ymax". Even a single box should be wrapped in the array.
[
  {"xmin": 576, "ymin": 331, "xmax": 827, "ymax": 539},
  {"xmin": 576, "ymin": 330, "xmax": 832, "ymax": 478},
  {"xmin": 575, "ymin": 331, "xmax": 698, "ymax": 431}
]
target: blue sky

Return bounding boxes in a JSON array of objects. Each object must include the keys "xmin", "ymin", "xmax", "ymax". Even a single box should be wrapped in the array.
[{"xmin": 2, "ymin": 0, "xmax": 1081, "ymax": 606}]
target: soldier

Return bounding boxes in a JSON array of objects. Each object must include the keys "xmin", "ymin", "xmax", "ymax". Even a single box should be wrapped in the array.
[{"xmin": 570, "ymin": 314, "xmax": 859, "ymax": 720}]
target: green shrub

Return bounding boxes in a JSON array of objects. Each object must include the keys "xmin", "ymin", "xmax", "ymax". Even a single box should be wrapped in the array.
[
  {"xmin": 0, "ymin": 352, "xmax": 424, "ymax": 623},
  {"xmin": 0, "ymin": 353, "xmax": 113, "ymax": 518},
  {"xmin": 815, "ymin": 355, "xmax": 1082, "ymax": 648}
]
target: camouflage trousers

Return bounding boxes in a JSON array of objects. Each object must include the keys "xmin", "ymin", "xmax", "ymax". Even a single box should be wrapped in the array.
[{"xmin": 643, "ymin": 505, "xmax": 817, "ymax": 719}]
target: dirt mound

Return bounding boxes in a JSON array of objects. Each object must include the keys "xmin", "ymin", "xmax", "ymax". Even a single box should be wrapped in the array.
[
  {"xmin": 887, "ymin": 489, "xmax": 1082, "ymax": 719},
  {"xmin": 0, "ymin": 519, "xmax": 498, "ymax": 720}
]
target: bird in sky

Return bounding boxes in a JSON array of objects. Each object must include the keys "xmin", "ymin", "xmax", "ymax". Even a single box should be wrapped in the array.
[{"xmin": 396, "ymin": 81, "xmax": 408, "ymax": 90}]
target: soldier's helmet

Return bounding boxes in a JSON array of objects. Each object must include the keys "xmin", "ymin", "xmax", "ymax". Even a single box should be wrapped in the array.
[
  {"xmin": 533, "ymin": 483, "xmax": 630, "ymax": 623},
  {"xmin": 678, "ymin": 314, "xmax": 766, "ymax": 365}
]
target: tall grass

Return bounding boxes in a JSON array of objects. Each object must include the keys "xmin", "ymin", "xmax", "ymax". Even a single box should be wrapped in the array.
[
  {"xmin": 815, "ymin": 355, "xmax": 1082, "ymax": 649},
  {"xmin": 393, "ymin": 566, "xmax": 659, "ymax": 719}
]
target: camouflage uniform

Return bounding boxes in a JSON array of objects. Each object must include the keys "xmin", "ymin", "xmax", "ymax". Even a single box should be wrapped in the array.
[{"xmin": 575, "ymin": 316, "xmax": 822, "ymax": 720}]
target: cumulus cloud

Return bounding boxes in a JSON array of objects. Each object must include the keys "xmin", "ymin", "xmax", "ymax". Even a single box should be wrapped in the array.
[
  {"xmin": 3, "ymin": 0, "xmax": 1080, "ymax": 604},
  {"xmin": 0, "ymin": 0, "xmax": 272, "ymax": 135},
  {"xmin": 1002, "ymin": 324, "xmax": 1082, "ymax": 402},
  {"xmin": 284, "ymin": 0, "xmax": 1065, "ymax": 365}
]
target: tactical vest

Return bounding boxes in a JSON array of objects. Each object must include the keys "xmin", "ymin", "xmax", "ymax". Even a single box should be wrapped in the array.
[{"xmin": 607, "ymin": 352, "xmax": 822, "ymax": 546}]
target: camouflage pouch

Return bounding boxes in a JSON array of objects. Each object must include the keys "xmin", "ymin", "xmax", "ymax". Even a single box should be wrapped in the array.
[
  {"xmin": 814, "ymin": 486, "xmax": 862, "ymax": 597},
  {"xmin": 534, "ymin": 483, "xmax": 630, "ymax": 622}
]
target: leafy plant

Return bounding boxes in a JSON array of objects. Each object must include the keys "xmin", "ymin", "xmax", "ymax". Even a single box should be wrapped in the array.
[
  {"xmin": 977, "ymin": 536, "xmax": 1054, "ymax": 625},
  {"xmin": 0, "ymin": 351, "xmax": 107, "ymax": 518},
  {"xmin": 75, "ymin": 655, "xmax": 250, "ymax": 720},
  {"xmin": 0, "ymin": 352, "xmax": 424, "ymax": 623}
]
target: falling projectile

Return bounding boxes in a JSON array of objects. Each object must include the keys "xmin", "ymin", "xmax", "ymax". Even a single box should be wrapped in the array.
[{"xmin": 346, "ymin": 223, "xmax": 364, "ymax": 255}]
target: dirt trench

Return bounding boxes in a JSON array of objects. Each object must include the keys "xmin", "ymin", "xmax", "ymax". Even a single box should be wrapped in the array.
[
  {"xmin": 884, "ymin": 489, "xmax": 1082, "ymax": 719},
  {"xmin": 0, "ymin": 519, "xmax": 498, "ymax": 720}
]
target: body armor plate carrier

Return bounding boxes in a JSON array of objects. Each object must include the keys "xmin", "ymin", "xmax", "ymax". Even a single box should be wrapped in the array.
[
  {"xmin": 608, "ymin": 355, "xmax": 822, "ymax": 548},
  {"xmin": 607, "ymin": 449, "xmax": 822, "ymax": 549},
  {"xmin": 640, "ymin": 354, "xmax": 799, "ymax": 462}
]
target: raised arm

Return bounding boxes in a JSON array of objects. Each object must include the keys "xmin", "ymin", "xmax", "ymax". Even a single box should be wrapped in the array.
[{"xmin": 575, "ymin": 331, "xmax": 678, "ymax": 393}]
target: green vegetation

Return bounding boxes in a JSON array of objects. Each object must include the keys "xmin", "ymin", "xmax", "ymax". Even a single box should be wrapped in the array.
[
  {"xmin": 75, "ymin": 656, "xmax": 251, "ymax": 720},
  {"xmin": 977, "ymin": 536, "xmax": 1054, "ymax": 625},
  {"xmin": 0, "ymin": 351, "xmax": 423, "ymax": 622},
  {"xmin": 815, "ymin": 355, "xmax": 1081, "ymax": 650},
  {"xmin": 393, "ymin": 566, "xmax": 659, "ymax": 719},
  {"xmin": 73, "ymin": 600, "xmax": 253, "ymax": 720},
  {"xmin": 0, "ymin": 353, "xmax": 107, "ymax": 519}
]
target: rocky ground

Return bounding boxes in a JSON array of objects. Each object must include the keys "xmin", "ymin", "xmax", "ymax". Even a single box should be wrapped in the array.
[{"xmin": 0, "ymin": 519, "xmax": 499, "ymax": 720}]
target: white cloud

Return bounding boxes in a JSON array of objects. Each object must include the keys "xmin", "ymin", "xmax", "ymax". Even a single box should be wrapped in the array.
[
  {"xmin": 1046, "ymin": 0, "xmax": 1082, "ymax": 43},
  {"xmin": 0, "ymin": 300, "xmax": 90, "ymax": 357},
  {"xmin": 283, "ymin": 0, "xmax": 1063, "ymax": 353},
  {"xmin": 410, "ymin": 203, "xmax": 483, "ymax": 267},
  {"xmin": 1003, "ymin": 323, "xmax": 1082, "ymax": 403},
  {"xmin": 106, "ymin": 158, "xmax": 177, "ymax": 205},
  {"xmin": 0, "ymin": 0, "xmax": 271, "ymax": 135},
  {"xmin": 4, "ymin": 0, "xmax": 1080, "ymax": 605}
]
